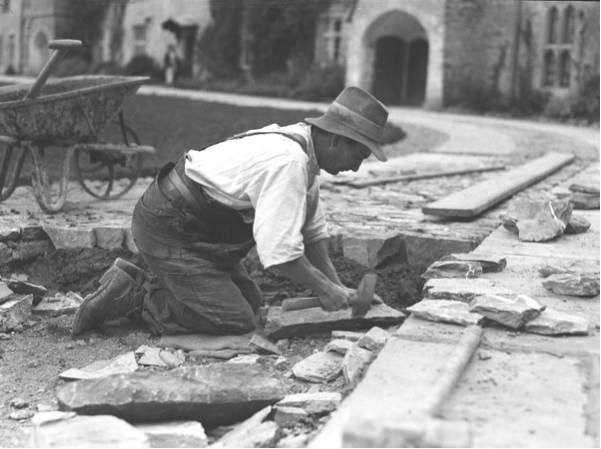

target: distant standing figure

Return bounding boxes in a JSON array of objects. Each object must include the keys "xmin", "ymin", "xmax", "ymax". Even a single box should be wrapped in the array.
[{"xmin": 164, "ymin": 45, "xmax": 178, "ymax": 85}]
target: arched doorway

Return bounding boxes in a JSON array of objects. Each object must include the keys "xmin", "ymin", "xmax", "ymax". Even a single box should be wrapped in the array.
[{"xmin": 366, "ymin": 11, "xmax": 429, "ymax": 106}]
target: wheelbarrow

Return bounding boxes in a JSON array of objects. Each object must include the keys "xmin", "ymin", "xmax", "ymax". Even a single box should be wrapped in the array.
[{"xmin": 0, "ymin": 39, "xmax": 155, "ymax": 213}]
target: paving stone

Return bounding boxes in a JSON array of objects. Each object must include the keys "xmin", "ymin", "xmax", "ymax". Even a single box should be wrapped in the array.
[
  {"xmin": 211, "ymin": 406, "xmax": 277, "ymax": 448},
  {"xmin": 564, "ymin": 214, "xmax": 591, "ymax": 234},
  {"xmin": 134, "ymin": 421, "xmax": 207, "ymax": 448},
  {"xmin": 542, "ymin": 272, "xmax": 600, "ymax": 297},
  {"xmin": 342, "ymin": 416, "xmax": 471, "ymax": 448},
  {"xmin": 357, "ymin": 326, "xmax": 390, "ymax": 351},
  {"xmin": 407, "ymin": 300, "xmax": 486, "ymax": 326},
  {"xmin": 292, "ymin": 351, "xmax": 343, "ymax": 383},
  {"xmin": 29, "ymin": 412, "xmax": 150, "ymax": 448},
  {"xmin": 20, "ymin": 226, "xmax": 48, "ymax": 242},
  {"xmin": 264, "ymin": 304, "xmax": 405, "ymax": 340},
  {"xmin": 123, "ymin": 227, "xmax": 139, "ymax": 254},
  {"xmin": 32, "ymin": 292, "xmax": 83, "ymax": 317},
  {"xmin": 422, "ymin": 260, "xmax": 483, "ymax": 280},
  {"xmin": 43, "ymin": 226, "xmax": 96, "ymax": 249},
  {"xmin": 424, "ymin": 278, "xmax": 515, "ymax": 303},
  {"xmin": 524, "ymin": 309, "xmax": 590, "ymax": 336},
  {"xmin": 324, "ymin": 339, "xmax": 354, "ymax": 355},
  {"xmin": 0, "ymin": 294, "xmax": 32, "ymax": 332},
  {"xmin": 330, "ymin": 330, "xmax": 365, "ymax": 341},
  {"xmin": 274, "ymin": 406, "xmax": 309, "ymax": 426},
  {"xmin": 0, "ymin": 227, "xmax": 20, "ymax": 242},
  {"xmin": 570, "ymin": 192, "xmax": 600, "ymax": 210},
  {"xmin": 59, "ymin": 352, "xmax": 139, "ymax": 381},
  {"xmin": 93, "ymin": 226, "xmax": 124, "ymax": 250},
  {"xmin": 342, "ymin": 231, "xmax": 402, "ymax": 268},
  {"xmin": 502, "ymin": 199, "xmax": 572, "ymax": 242},
  {"xmin": 276, "ymin": 392, "xmax": 341, "ymax": 415},
  {"xmin": 469, "ymin": 294, "xmax": 544, "ymax": 329},
  {"xmin": 56, "ymin": 364, "xmax": 286, "ymax": 428},
  {"xmin": 342, "ymin": 345, "xmax": 373, "ymax": 384}
]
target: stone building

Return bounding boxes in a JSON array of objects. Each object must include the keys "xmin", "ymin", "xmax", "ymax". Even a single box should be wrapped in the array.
[{"xmin": 316, "ymin": 0, "xmax": 600, "ymax": 108}]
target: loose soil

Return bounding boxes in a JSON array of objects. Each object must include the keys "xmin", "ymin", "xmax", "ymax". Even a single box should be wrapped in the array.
[{"xmin": 0, "ymin": 247, "xmax": 424, "ymax": 447}]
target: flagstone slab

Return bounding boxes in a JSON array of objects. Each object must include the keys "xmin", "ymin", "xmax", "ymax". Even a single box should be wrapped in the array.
[
  {"xmin": 356, "ymin": 326, "xmax": 390, "ymax": 351},
  {"xmin": 32, "ymin": 292, "xmax": 83, "ymax": 317},
  {"xmin": 441, "ymin": 253, "xmax": 507, "ymax": 273},
  {"xmin": 93, "ymin": 226, "xmax": 125, "ymax": 250},
  {"xmin": 407, "ymin": 300, "xmax": 486, "ymax": 326},
  {"xmin": 422, "ymin": 260, "xmax": 483, "ymax": 280},
  {"xmin": 324, "ymin": 339, "xmax": 354, "ymax": 355},
  {"xmin": 43, "ymin": 226, "xmax": 96, "ymax": 249},
  {"xmin": 59, "ymin": 352, "xmax": 138, "ymax": 381},
  {"xmin": 134, "ymin": 421, "xmax": 207, "ymax": 448},
  {"xmin": 0, "ymin": 294, "xmax": 32, "ymax": 332},
  {"xmin": 524, "ymin": 309, "xmax": 590, "ymax": 336},
  {"xmin": 469, "ymin": 294, "xmax": 544, "ymax": 329},
  {"xmin": 423, "ymin": 278, "xmax": 515, "ymax": 303},
  {"xmin": 29, "ymin": 412, "xmax": 150, "ymax": 448},
  {"xmin": 56, "ymin": 364, "xmax": 286, "ymax": 428},
  {"xmin": 276, "ymin": 392, "xmax": 341, "ymax": 416},
  {"xmin": 264, "ymin": 304, "xmax": 405, "ymax": 340},
  {"xmin": 341, "ymin": 345, "xmax": 373, "ymax": 384},
  {"xmin": 502, "ymin": 199, "xmax": 572, "ymax": 242},
  {"xmin": 542, "ymin": 272, "xmax": 600, "ymax": 297},
  {"xmin": 292, "ymin": 352, "xmax": 343, "ymax": 383}
]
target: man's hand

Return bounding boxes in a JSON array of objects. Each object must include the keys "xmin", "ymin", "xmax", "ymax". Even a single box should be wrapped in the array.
[
  {"xmin": 344, "ymin": 286, "xmax": 383, "ymax": 306},
  {"xmin": 318, "ymin": 284, "xmax": 352, "ymax": 311}
]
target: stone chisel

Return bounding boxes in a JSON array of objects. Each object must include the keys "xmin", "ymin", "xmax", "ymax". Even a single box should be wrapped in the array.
[{"xmin": 281, "ymin": 274, "xmax": 377, "ymax": 318}]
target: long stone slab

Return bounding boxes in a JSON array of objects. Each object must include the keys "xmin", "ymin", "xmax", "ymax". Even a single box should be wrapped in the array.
[
  {"xmin": 310, "ymin": 331, "xmax": 596, "ymax": 448},
  {"xmin": 56, "ymin": 364, "xmax": 286, "ymax": 429},
  {"xmin": 397, "ymin": 315, "xmax": 599, "ymax": 358},
  {"xmin": 422, "ymin": 152, "xmax": 575, "ymax": 218},
  {"xmin": 264, "ymin": 304, "xmax": 405, "ymax": 340}
]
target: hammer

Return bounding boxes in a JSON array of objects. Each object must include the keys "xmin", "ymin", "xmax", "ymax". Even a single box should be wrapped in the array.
[{"xmin": 281, "ymin": 274, "xmax": 377, "ymax": 318}]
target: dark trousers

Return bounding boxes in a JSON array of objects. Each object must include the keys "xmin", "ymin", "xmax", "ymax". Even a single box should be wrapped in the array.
[{"xmin": 131, "ymin": 164, "xmax": 262, "ymax": 335}]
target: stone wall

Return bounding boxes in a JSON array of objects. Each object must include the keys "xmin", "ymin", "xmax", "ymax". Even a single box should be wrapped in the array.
[
  {"xmin": 443, "ymin": 0, "xmax": 519, "ymax": 106},
  {"xmin": 345, "ymin": 0, "xmax": 446, "ymax": 109}
]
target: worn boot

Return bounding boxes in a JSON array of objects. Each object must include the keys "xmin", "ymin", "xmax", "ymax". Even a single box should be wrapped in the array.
[{"xmin": 71, "ymin": 259, "xmax": 148, "ymax": 337}]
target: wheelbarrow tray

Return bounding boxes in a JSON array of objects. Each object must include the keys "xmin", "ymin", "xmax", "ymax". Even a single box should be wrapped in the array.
[{"xmin": 0, "ymin": 75, "xmax": 149, "ymax": 143}]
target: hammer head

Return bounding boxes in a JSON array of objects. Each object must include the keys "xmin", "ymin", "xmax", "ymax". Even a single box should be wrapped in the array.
[{"xmin": 352, "ymin": 274, "xmax": 377, "ymax": 318}]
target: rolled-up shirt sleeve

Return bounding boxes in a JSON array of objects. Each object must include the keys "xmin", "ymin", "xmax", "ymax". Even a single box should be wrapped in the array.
[
  {"xmin": 302, "ymin": 178, "xmax": 329, "ymax": 246},
  {"xmin": 249, "ymin": 160, "xmax": 310, "ymax": 268}
]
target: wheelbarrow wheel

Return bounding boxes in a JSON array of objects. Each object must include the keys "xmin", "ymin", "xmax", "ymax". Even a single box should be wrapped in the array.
[{"xmin": 74, "ymin": 122, "xmax": 143, "ymax": 200}]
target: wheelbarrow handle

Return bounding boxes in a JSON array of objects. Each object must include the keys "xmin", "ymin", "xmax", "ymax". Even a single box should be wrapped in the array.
[{"xmin": 25, "ymin": 39, "xmax": 82, "ymax": 100}]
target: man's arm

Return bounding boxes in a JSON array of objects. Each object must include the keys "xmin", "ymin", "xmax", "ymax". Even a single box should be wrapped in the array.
[
  {"xmin": 273, "ymin": 254, "xmax": 350, "ymax": 311},
  {"xmin": 304, "ymin": 238, "xmax": 342, "ymax": 286}
]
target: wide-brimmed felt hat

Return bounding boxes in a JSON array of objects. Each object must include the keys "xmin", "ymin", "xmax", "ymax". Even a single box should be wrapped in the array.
[{"xmin": 306, "ymin": 86, "xmax": 389, "ymax": 162}]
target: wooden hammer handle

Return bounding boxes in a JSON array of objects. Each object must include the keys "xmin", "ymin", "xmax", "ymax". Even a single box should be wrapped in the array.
[{"xmin": 281, "ymin": 296, "xmax": 321, "ymax": 312}]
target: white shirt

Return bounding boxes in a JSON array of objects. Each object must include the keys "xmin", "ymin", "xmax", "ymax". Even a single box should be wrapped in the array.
[{"xmin": 184, "ymin": 123, "xmax": 328, "ymax": 268}]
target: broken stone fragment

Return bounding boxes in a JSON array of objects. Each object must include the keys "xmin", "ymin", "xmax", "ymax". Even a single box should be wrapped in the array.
[
  {"xmin": 524, "ymin": 309, "xmax": 589, "ymax": 336},
  {"xmin": 342, "ymin": 345, "xmax": 373, "ymax": 384},
  {"xmin": 564, "ymin": 215, "xmax": 591, "ymax": 234},
  {"xmin": 137, "ymin": 347, "xmax": 168, "ymax": 367},
  {"xmin": 59, "ymin": 352, "xmax": 139, "ymax": 381},
  {"xmin": 10, "ymin": 398, "xmax": 29, "ymax": 409},
  {"xmin": 331, "ymin": 330, "xmax": 365, "ymax": 341},
  {"xmin": 273, "ymin": 406, "xmax": 309, "ymax": 427},
  {"xmin": 3, "ymin": 279, "xmax": 47, "ymax": 304},
  {"xmin": 421, "ymin": 260, "xmax": 483, "ymax": 280},
  {"xmin": 0, "ymin": 282, "xmax": 13, "ymax": 304},
  {"xmin": 228, "ymin": 354, "xmax": 262, "ymax": 364},
  {"xmin": 469, "ymin": 294, "xmax": 544, "ymax": 329},
  {"xmin": 292, "ymin": 351, "xmax": 343, "ymax": 383},
  {"xmin": 357, "ymin": 326, "xmax": 390, "ymax": 351},
  {"xmin": 123, "ymin": 227, "xmax": 139, "ymax": 254},
  {"xmin": 211, "ymin": 406, "xmax": 276, "ymax": 448},
  {"xmin": 265, "ymin": 304, "xmax": 405, "ymax": 340},
  {"xmin": 324, "ymin": 339, "xmax": 355, "ymax": 355},
  {"xmin": 442, "ymin": 253, "xmax": 507, "ymax": 273},
  {"xmin": 407, "ymin": 300, "xmax": 486, "ymax": 326},
  {"xmin": 424, "ymin": 278, "xmax": 515, "ymax": 303},
  {"xmin": 0, "ymin": 294, "xmax": 32, "ymax": 333},
  {"xmin": 0, "ymin": 227, "xmax": 20, "ymax": 242},
  {"xmin": 29, "ymin": 412, "xmax": 150, "ymax": 448},
  {"xmin": 43, "ymin": 226, "xmax": 96, "ymax": 249},
  {"xmin": 9, "ymin": 410, "xmax": 35, "ymax": 420},
  {"xmin": 20, "ymin": 226, "xmax": 48, "ymax": 242},
  {"xmin": 159, "ymin": 349, "xmax": 185, "ymax": 368},
  {"xmin": 542, "ymin": 272, "xmax": 600, "ymax": 297},
  {"xmin": 248, "ymin": 334, "xmax": 282, "ymax": 355},
  {"xmin": 342, "ymin": 231, "xmax": 402, "ymax": 268},
  {"xmin": 134, "ymin": 421, "xmax": 207, "ymax": 448},
  {"xmin": 570, "ymin": 192, "xmax": 600, "ymax": 210},
  {"xmin": 56, "ymin": 364, "xmax": 286, "ymax": 428},
  {"xmin": 275, "ymin": 392, "xmax": 341, "ymax": 416},
  {"xmin": 32, "ymin": 292, "xmax": 83, "ymax": 317},
  {"xmin": 502, "ymin": 199, "xmax": 572, "ymax": 242},
  {"xmin": 93, "ymin": 226, "xmax": 125, "ymax": 251}
]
